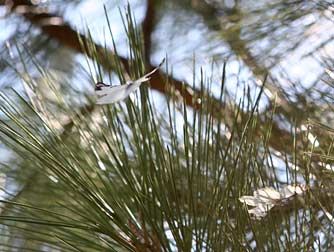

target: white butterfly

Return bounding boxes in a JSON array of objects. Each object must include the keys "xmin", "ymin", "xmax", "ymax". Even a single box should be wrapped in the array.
[
  {"xmin": 239, "ymin": 184, "xmax": 307, "ymax": 219},
  {"xmin": 95, "ymin": 59, "xmax": 165, "ymax": 105}
]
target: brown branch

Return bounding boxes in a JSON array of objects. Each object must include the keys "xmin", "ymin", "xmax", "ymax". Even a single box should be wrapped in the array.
[{"xmin": 142, "ymin": 0, "xmax": 155, "ymax": 63}]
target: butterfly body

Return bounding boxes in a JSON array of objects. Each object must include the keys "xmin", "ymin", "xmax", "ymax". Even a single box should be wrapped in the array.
[{"xmin": 95, "ymin": 82, "xmax": 110, "ymax": 91}]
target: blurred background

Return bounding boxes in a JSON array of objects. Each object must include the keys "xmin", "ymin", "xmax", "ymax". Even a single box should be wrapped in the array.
[{"xmin": 1, "ymin": 0, "xmax": 334, "ymax": 251}]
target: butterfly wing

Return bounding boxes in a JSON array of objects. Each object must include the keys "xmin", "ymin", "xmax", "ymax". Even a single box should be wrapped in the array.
[
  {"xmin": 95, "ymin": 58, "xmax": 165, "ymax": 105},
  {"xmin": 96, "ymin": 80, "xmax": 144, "ymax": 105}
]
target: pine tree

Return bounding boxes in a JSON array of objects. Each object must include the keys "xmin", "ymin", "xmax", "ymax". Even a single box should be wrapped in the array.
[{"xmin": 1, "ymin": 1, "xmax": 334, "ymax": 251}]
